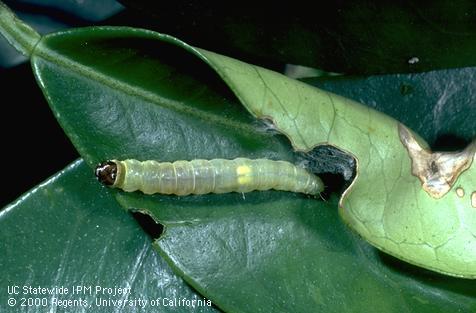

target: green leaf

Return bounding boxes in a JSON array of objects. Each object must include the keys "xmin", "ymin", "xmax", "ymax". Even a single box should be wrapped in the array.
[
  {"xmin": 27, "ymin": 26, "xmax": 476, "ymax": 312},
  {"xmin": 0, "ymin": 160, "xmax": 219, "ymax": 313},
  {"xmin": 201, "ymin": 51, "xmax": 476, "ymax": 278},
  {"xmin": 0, "ymin": 1, "xmax": 40, "ymax": 56},
  {"xmin": 305, "ymin": 69, "xmax": 476, "ymax": 145},
  {"xmin": 0, "ymin": 3, "xmax": 474, "ymax": 312}
]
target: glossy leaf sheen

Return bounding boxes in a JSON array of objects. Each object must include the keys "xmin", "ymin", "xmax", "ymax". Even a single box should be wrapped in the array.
[
  {"xmin": 0, "ymin": 160, "xmax": 218, "ymax": 313},
  {"xmin": 28, "ymin": 26, "xmax": 476, "ymax": 312}
]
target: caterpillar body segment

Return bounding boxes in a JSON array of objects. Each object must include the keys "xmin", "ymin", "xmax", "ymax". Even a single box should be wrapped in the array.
[{"xmin": 95, "ymin": 158, "xmax": 323, "ymax": 196}]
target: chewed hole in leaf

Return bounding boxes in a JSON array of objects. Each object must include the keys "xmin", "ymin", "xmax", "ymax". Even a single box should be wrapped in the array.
[
  {"xmin": 297, "ymin": 145, "xmax": 356, "ymax": 199},
  {"xmin": 132, "ymin": 211, "xmax": 164, "ymax": 239}
]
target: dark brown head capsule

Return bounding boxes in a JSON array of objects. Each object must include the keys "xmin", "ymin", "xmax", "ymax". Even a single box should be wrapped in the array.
[{"xmin": 95, "ymin": 161, "xmax": 118, "ymax": 186}]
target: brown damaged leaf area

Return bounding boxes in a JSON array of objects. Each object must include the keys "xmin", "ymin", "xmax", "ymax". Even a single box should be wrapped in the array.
[{"xmin": 398, "ymin": 123, "xmax": 476, "ymax": 199}]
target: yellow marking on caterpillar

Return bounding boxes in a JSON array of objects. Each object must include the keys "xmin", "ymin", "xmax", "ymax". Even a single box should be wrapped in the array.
[
  {"xmin": 236, "ymin": 165, "xmax": 252, "ymax": 185},
  {"xmin": 236, "ymin": 165, "xmax": 252, "ymax": 175}
]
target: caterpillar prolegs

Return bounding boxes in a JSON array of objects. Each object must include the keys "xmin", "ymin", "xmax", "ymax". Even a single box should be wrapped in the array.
[{"xmin": 95, "ymin": 158, "xmax": 323, "ymax": 196}]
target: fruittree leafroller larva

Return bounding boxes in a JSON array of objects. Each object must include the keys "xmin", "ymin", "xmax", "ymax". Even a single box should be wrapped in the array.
[{"xmin": 95, "ymin": 158, "xmax": 323, "ymax": 196}]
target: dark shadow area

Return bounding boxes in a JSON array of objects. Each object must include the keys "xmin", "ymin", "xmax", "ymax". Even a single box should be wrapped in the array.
[
  {"xmin": 378, "ymin": 251, "xmax": 476, "ymax": 298},
  {"xmin": 4, "ymin": 0, "xmax": 122, "ymax": 24},
  {"xmin": 115, "ymin": 0, "xmax": 476, "ymax": 75},
  {"xmin": 0, "ymin": 64, "xmax": 79, "ymax": 208},
  {"xmin": 4, "ymin": 1, "xmax": 91, "ymax": 26},
  {"xmin": 432, "ymin": 133, "xmax": 472, "ymax": 151},
  {"xmin": 104, "ymin": 5, "xmax": 287, "ymax": 73},
  {"xmin": 317, "ymin": 173, "xmax": 349, "ymax": 200}
]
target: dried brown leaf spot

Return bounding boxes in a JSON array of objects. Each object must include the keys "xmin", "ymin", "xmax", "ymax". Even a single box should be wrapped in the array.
[{"xmin": 398, "ymin": 124, "xmax": 475, "ymax": 199}]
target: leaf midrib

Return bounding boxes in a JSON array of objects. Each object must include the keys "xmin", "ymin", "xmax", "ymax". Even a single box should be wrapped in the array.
[{"xmin": 32, "ymin": 38, "xmax": 263, "ymax": 136}]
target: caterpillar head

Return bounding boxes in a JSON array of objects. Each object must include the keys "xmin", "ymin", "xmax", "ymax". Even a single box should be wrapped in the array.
[{"xmin": 95, "ymin": 160, "xmax": 118, "ymax": 186}]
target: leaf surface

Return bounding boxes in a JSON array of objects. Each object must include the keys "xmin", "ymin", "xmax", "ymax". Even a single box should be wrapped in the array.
[
  {"xmin": 25, "ymin": 26, "xmax": 475, "ymax": 312},
  {"xmin": 0, "ymin": 160, "xmax": 219, "ymax": 313}
]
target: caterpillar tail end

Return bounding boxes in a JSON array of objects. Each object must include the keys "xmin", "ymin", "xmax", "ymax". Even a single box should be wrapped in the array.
[{"xmin": 95, "ymin": 160, "xmax": 118, "ymax": 186}]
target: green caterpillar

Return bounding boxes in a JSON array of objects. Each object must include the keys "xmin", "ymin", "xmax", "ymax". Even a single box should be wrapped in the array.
[{"xmin": 95, "ymin": 158, "xmax": 323, "ymax": 196}]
